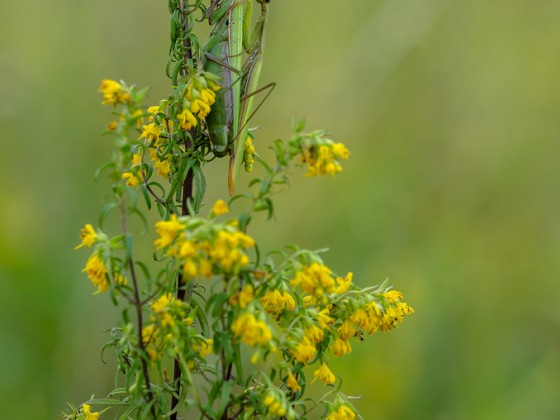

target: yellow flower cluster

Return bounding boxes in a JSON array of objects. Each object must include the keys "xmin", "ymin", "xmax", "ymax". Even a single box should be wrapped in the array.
[
  {"xmin": 99, "ymin": 79, "xmax": 130, "ymax": 106},
  {"xmin": 290, "ymin": 263, "xmax": 351, "ymax": 303},
  {"xmin": 83, "ymin": 254, "xmax": 109, "ymax": 293},
  {"xmin": 331, "ymin": 337, "xmax": 352, "ymax": 357},
  {"xmin": 230, "ymin": 285, "xmax": 254, "ymax": 308},
  {"xmin": 150, "ymin": 293, "xmax": 180, "ymax": 327},
  {"xmin": 137, "ymin": 109, "xmax": 172, "ymax": 179},
  {"xmin": 154, "ymin": 215, "xmax": 186, "ymax": 249},
  {"xmin": 211, "ymin": 199, "xmax": 229, "ymax": 217},
  {"xmin": 300, "ymin": 142, "xmax": 350, "ymax": 177},
  {"xmin": 290, "ymin": 336, "xmax": 317, "ymax": 363},
  {"xmin": 231, "ymin": 313, "xmax": 272, "ymax": 347},
  {"xmin": 142, "ymin": 324, "xmax": 169, "ymax": 361},
  {"xmin": 243, "ymin": 137, "xmax": 256, "ymax": 172},
  {"xmin": 178, "ymin": 76, "xmax": 219, "ymax": 131},
  {"xmin": 326, "ymin": 405, "xmax": 356, "ymax": 420},
  {"xmin": 122, "ymin": 153, "xmax": 143, "ymax": 187},
  {"xmin": 191, "ymin": 338, "xmax": 214, "ymax": 357},
  {"xmin": 286, "ymin": 371, "xmax": 301, "ymax": 393},
  {"xmin": 260, "ymin": 289, "xmax": 296, "ymax": 316},
  {"xmin": 327, "ymin": 291, "xmax": 413, "ymax": 357},
  {"xmin": 154, "ymin": 211, "xmax": 254, "ymax": 278},
  {"xmin": 313, "ymin": 363, "xmax": 336, "ymax": 385},
  {"xmin": 263, "ymin": 391, "xmax": 292, "ymax": 418},
  {"xmin": 380, "ymin": 290, "xmax": 414, "ymax": 331},
  {"xmin": 141, "ymin": 294, "xmax": 190, "ymax": 361}
]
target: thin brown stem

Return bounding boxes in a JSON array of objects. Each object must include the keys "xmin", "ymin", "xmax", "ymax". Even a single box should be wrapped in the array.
[
  {"xmin": 120, "ymin": 198, "xmax": 157, "ymax": 418},
  {"xmin": 170, "ymin": 3, "xmax": 196, "ymax": 417},
  {"xmin": 141, "ymin": 169, "xmax": 167, "ymax": 208}
]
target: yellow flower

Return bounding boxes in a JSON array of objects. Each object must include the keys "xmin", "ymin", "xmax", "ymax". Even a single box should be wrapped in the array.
[
  {"xmin": 83, "ymin": 254, "xmax": 109, "ymax": 292},
  {"xmin": 151, "ymin": 293, "xmax": 173, "ymax": 312},
  {"xmin": 230, "ymin": 285, "xmax": 254, "ymax": 308},
  {"xmin": 183, "ymin": 259, "xmax": 198, "ymax": 278},
  {"xmin": 142, "ymin": 324, "xmax": 161, "ymax": 361},
  {"xmin": 75, "ymin": 224, "xmax": 97, "ymax": 249},
  {"xmin": 177, "ymin": 108, "xmax": 198, "ymax": 130},
  {"xmin": 231, "ymin": 313, "xmax": 272, "ymax": 347},
  {"xmin": 243, "ymin": 137, "xmax": 256, "ymax": 172},
  {"xmin": 208, "ymin": 229, "xmax": 254, "ymax": 274},
  {"xmin": 263, "ymin": 392, "xmax": 286, "ymax": 417},
  {"xmin": 380, "ymin": 301, "xmax": 414, "ymax": 332},
  {"xmin": 290, "ymin": 262, "xmax": 335, "ymax": 302},
  {"xmin": 316, "ymin": 308, "xmax": 334, "ymax": 329},
  {"xmin": 140, "ymin": 123, "xmax": 161, "ymax": 141},
  {"xmin": 331, "ymin": 143, "xmax": 350, "ymax": 160},
  {"xmin": 114, "ymin": 273, "xmax": 127, "ymax": 286},
  {"xmin": 82, "ymin": 404, "xmax": 99, "ymax": 420},
  {"xmin": 192, "ymin": 338, "xmax": 214, "ymax": 357},
  {"xmin": 301, "ymin": 143, "xmax": 348, "ymax": 177},
  {"xmin": 286, "ymin": 371, "xmax": 301, "ymax": 392},
  {"xmin": 121, "ymin": 172, "xmax": 141, "ymax": 187},
  {"xmin": 131, "ymin": 109, "xmax": 144, "ymax": 127},
  {"xmin": 99, "ymin": 79, "xmax": 130, "ymax": 106},
  {"xmin": 291, "ymin": 337, "xmax": 316, "ymax": 363},
  {"xmin": 334, "ymin": 272, "xmax": 352, "ymax": 294},
  {"xmin": 313, "ymin": 363, "xmax": 336, "ymax": 385},
  {"xmin": 326, "ymin": 405, "xmax": 356, "ymax": 420},
  {"xmin": 190, "ymin": 99, "xmax": 211, "ymax": 119},
  {"xmin": 154, "ymin": 214, "xmax": 186, "ymax": 249},
  {"xmin": 383, "ymin": 290, "xmax": 404, "ymax": 304},
  {"xmin": 200, "ymin": 88, "xmax": 216, "ymax": 106},
  {"xmin": 338, "ymin": 320, "xmax": 356, "ymax": 340},
  {"xmin": 154, "ymin": 158, "xmax": 171, "ymax": 178},
  {"xmin": 331, "ymin": 337, "xmax": 352, "ymax": 357},
  {"xmin": 304, "ymin": 325, "xmax": 324, "ymax": 344},
  {"xmin": 261, "ymin": 290, "xmax": 296, "ymax": 315},
  {"xmin": 211, "ymin": 199, "xmax": 229, "ymax": 216}
]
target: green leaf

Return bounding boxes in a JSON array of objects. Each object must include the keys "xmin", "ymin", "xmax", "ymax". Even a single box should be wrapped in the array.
[
  {"xmin": 128, "ymin": 206, "xmax": 148, "ymax": 235},
  {"xmin": 140, "ymin": 184, "xmax": 151, "ymax": 210},
  {"xmin": 94, "ymin": 161, "xmax": 116, "ymax": 181},
  {"xmin": 99, "ymin": 202, "xmax": 118, "ymax": 230},
  {"xmin": 216, "ymin": 380, "xmax": 232, "ymax": 418},
  {"xmin": 191, "ymin": 298, "xmax": 209, "ymax": 336},
  {"xmin": 124, "ymin": 233, "xmax": 133, "ymax": 262},
  {"xmin": 166, "ymin": 156, "xmax": 192, "ymax": 203},
  {"xmin": 134, "ymin": 261, "xmax": 151, "ymax": 282},
  {"xmin": 193, "ymin": 162, "xmax": 206, "ymax": 214},
  {"xmin": 238, "ymin": 213, "xmax": 252, "ymax": 231}
]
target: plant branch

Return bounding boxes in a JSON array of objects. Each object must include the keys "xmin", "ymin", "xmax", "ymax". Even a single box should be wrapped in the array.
[
  {"xmin": 170, "ymin": 2, "xmax": 196, "ymax": 417},
  {"xmin": 120, "ymin": 197, "xmax": 157, "ymax": 418}
]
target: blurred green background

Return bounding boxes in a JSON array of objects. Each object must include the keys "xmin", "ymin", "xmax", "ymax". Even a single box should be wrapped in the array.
[{"xmin": 2, "ymin": 0, "xmax": 560, "ymax": 418}]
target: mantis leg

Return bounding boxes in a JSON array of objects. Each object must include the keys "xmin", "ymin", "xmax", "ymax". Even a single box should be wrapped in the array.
[{"xmin": 228, "ymin": 0, "xmax": 272, "ymax": 194}]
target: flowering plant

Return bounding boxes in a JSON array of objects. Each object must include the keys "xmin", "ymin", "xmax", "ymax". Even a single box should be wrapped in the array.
[{"xmin": 64, "ymin": 1, "xmax": 413, "ymax": 419}]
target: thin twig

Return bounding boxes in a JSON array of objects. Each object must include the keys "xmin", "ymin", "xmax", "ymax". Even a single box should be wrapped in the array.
[
  {"xmin": 120, "ymin": 198, "xmax": 157, "ymax": 418},
  {"xmin": 170, "ymin": 1, "xmax": 196, "ymax": 417}
]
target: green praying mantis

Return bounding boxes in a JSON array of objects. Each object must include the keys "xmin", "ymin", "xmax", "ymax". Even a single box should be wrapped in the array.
[{"xmin": 203, "ymin": 0, "xmax": 274, "ymax": 195}]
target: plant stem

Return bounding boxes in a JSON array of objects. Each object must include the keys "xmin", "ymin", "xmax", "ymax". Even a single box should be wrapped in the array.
[
  {"xmin": 120, "ymin": 198, "xmax": 157, "ymax": 418},
  {"xmin": 170, "ymin": 3, "xmax": 196, "ymax": 417}
]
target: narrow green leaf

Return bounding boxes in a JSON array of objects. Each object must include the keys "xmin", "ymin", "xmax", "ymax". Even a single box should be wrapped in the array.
[
  {"xmin": 99, "ymin": 202, "xmax": 118, "ymax": 230},
  {"xmin": 192, "ymin": 162, "xmax": 206, "ymax": 214},
  {"xmin": 140, "ymin": 184, "xmax": 151, "ymax": 210},
  {"xmin": 216, "ymin": 380, "xmax": 232, "ymax": 418}
]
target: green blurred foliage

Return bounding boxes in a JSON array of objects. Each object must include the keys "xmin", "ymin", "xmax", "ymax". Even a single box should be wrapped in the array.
[{"xmin": 1, "ymin": 0, "xmax": 560, "ymax": 418}]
